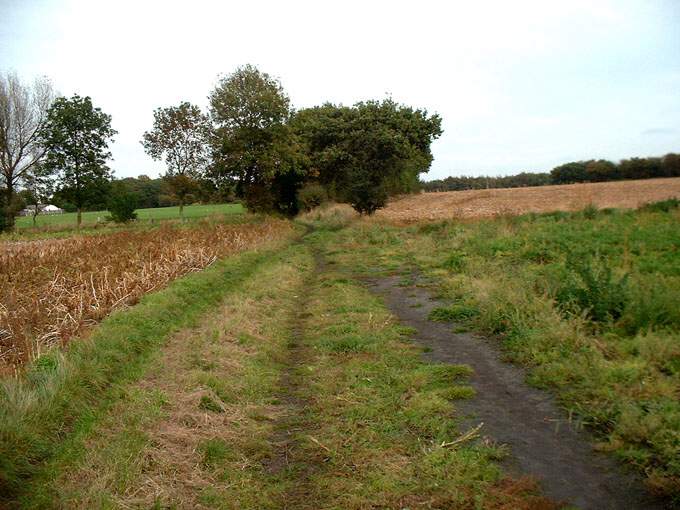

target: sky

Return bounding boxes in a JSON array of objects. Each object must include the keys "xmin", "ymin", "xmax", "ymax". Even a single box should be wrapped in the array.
[{"xmin": 1, "ymin": 0, "xmax": 679, "ymax": 180}]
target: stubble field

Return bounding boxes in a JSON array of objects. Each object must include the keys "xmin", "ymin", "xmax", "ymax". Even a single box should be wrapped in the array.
[
  {"xmin": 378, "ymin": 177, "xmax": 680, "ymax": 222},
  {"xmin": 0, "ymin": 218, "xmax": 292, "ymax": 372}
]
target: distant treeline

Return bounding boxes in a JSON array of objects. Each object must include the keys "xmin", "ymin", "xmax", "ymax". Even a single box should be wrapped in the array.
[
  {"xmin": 422, "ymin": 153, "xmax": 680, "ymax": 192},
  {"xmin": 47, "ymin": 175, "xmax": 235, "ymax": 213}
]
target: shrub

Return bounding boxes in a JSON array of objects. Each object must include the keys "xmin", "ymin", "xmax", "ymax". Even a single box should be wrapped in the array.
[
  {"xmin": 581, "ymin": 203, "xmax": 599, "ymax": 219},
  {"xmin": 349, "ymin": 180, "xmax": 388, "ymax": 215},
  {"xmin": 640, "ymin": 198, "xmax": 680, "ymax": 213},
  {"xmin": 296, "ymin": 183, "xmax": 327, "ymax": 212},
  {"xmin": 107, "ymin": 192, "xmax": 138, "ymax": 223},
  {"xmin": 555, "ymin": 254, "xmax": 629, "ymax": 324}
]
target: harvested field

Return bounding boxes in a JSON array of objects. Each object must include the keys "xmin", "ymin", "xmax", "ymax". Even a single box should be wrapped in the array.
[
  {"xmin": 378, "ymin": 177, "xmax": 680, "ymax": 222},
  {"xmin": 0, "ymin": 219, "xmax": 292, "ymax": 372}
]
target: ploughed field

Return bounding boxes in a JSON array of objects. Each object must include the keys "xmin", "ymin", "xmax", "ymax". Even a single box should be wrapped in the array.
[{"xmin": 379, "ymin": 177, "xmax": 680, "ymax": 222}]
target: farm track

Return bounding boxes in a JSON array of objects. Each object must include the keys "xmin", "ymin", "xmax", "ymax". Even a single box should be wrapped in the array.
[
  {"xmin": 368, "ymin": 273, "xmax": 667, "ymax": 510},
  {"xmin": 262, "ymin": 247, "xmax": 324, "ymax": 505}
]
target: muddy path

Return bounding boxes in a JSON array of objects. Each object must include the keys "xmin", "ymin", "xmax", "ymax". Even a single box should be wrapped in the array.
[{"xmin": 368, "ymin": 274, "xmax": 667, "ymax": 510}]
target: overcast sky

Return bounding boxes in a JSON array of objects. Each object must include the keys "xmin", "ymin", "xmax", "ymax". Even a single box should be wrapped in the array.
[{"xmin": 1, "ymin": 0, "xmax": 679, "ymax": 180}]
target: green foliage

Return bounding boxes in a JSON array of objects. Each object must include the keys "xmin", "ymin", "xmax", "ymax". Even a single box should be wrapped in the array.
[
  {"xmin": 198, "ymin": 395, "xmax": 223, "ymax": 413},
  {"xmin": 141, "ymin": 102, "xmax": 211, "ymax": 215},
  {"xmin": 296, "ymin": 182, "xmax": 327, "ymax": 212},
  {"xmin": 442, "ymin": 251, "xmax": 466, "ymax": 272},
  {"xmin": 198, "ymin": 438, "xmax": 230, "ymax": 469},
  {"xmin": 40, "ymin": 95, "xmax": 116, "ymax": 223},
  {"xmin": 551, "ymin": 154, "xmax": 680, "ymax": 185},
  {"xmin": 640, "ymin": 198, "xmax": 680, "ymax": 213},
  {"xmin": 291, "ymin": 99, "xmax": 442, "ymax": 214},
  {"xmin": 422, "ymin": 172, "xmax": 551, "ymax": 192},
  {"xmin": 106, "ymin": 191, "xmax": 138, "ymax": 223},
  {"xmin": 581, "ymin": 203, "xmax": 599, "ymax": 219},
  {"xmin": 429, "ymin": 304, "xmax": 480, "ymax": 323},
  {"xmin": 210, "ymin": 65, "xmax": 306, "ymax": 215},
  {"xmin": 425, "ymin": 153, "xmax": 680, "ymax": 192},
  {"xmin": 555, "ymin": 254, "xmax": 629, "ymax": 324}
]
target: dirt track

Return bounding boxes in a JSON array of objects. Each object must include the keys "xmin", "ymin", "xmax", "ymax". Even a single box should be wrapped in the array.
[{"xmin": 368, "ymin": 274, "xmax": 667, "ymax": 510}]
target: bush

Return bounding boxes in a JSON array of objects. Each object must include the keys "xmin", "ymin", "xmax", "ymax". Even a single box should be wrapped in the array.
[
  {"xmin": 296, "ymin": 183, "xmax": 327, "ymax": 212},
  {"xmin": 107, "ymin": 192, "xmax": 138, "ymax": 223},
  {"xmin": 640, "ymin": 198, "xmax": 679, "ymax": 213},
  {"xmin": 555, "ymin": 254, "xmax": 629, "ymax": 324},
  {"xmin": 349, "ymin": 180, "xmax": 388, "ymax": 215}
]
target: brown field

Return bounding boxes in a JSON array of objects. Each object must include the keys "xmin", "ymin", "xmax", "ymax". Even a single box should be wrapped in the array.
[
  {"xmin": 0, "ymin": 219, "xmax": 292, "ymax": 372},
  {"xmin": 378, "ymin": 177, "xmax": 680, "ymax": 222}
]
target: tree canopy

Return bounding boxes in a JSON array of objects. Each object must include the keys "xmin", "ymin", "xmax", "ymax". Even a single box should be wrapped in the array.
[
  {"xmin": 209, "ymin": 65, "xmax": 306, "ymax": 214},
  {"xmin": 141, "ymin": 102, "xmax": 211, "ymax": 217},
  {"xmin": 0, "ymin": 72, "xmax": 54, "ymax": 229},
  {"xmin": 40, "ymin": 94, "xmax": 116, "ymax": 227},
  {"xmin": 292, "ymin": 99, "xmax": 442, "ymax": 214}
]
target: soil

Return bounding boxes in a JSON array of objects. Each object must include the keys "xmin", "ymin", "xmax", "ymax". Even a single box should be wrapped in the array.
[{"xmin": 367, "ymin": 274, "xmax": 668, "ymax": 510}]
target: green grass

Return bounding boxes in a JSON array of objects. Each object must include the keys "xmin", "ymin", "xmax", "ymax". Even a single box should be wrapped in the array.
[
  {"xmin": 13, "ymin": 203, "xmax": 244, "ymax": 229},
  {"xmin": 0, "ymin": 242, "xmax": 275, "ymax": 503},
  {"xmin": 318, "ymin": 204, "xmax": 680, "ymax": 498}
]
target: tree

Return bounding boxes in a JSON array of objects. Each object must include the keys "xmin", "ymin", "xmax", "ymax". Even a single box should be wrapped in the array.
[
  {"xmin": 0, "ymin": 72, "xmax": 54, "ymax": 230},
  {"xmin": 21, "ymin": 163, "xmax": 54, "ymax": 225},
  {"xmin": 210, "ymin": 65, "xmax": 306, "ymax": 214},
  {"xmin": 107, "ymin": 187, "xmax": 137, "ymax": 223},
  {"xmin": 550, "ymin": 161, "xmax": 588, "ymax": 184},
  {"xmin": 141, "ymin": 102, "xmax": 210, "ymax": 218},
  {"xmin": 661, "ymin": 153, "xmax": 680, "ymax": 177},
  {"xmin": 41, "ymin": 95, "xmax": 116, "ymax": 229},
  {"xmin": 585, "ymin": 159, "xmax": 618, "ymax": 182},
  {"xmin": 292, "ymin": 99, "xmax": 442, "ymax": 214}
]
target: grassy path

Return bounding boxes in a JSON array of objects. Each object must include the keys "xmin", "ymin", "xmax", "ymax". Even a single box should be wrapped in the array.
[{"xmin": 9, "ymin": 230, "xmax": 556, "ymax": 509}]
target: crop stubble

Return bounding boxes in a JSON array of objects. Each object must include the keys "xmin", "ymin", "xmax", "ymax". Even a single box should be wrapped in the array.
[{"xmin": 0, "ymin": 219, "xmax": 292, "ymax": 372}]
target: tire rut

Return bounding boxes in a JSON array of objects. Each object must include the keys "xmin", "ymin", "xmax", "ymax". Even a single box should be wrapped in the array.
[
  {"xmin": 367, "ymin": 274, "xmax": 669, "ymax": 510},
  {"xmin": 263, "ymin": 244, "xmax": 325, "ymax": 509}
]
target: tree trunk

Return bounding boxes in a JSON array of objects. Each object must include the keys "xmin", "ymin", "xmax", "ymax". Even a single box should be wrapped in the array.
[
  {"xmin": 179, "ymin": 198, "xmax": 184, "ymax": 220},
  {"xmin": 77, "ymin": 208, "xmax": 82, "ymax": 231},
  {"xmin": 4, "ymin": 182, "xmax": 15, "ymax": 231}
]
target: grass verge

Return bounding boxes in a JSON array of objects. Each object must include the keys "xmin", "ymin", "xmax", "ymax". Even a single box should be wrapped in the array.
[{"xmin": 16, "ymin": 244, "xmax": 312, "ymax": 508}]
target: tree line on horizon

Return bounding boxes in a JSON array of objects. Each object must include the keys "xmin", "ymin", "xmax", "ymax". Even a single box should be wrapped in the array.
[
  {"xmin": 0, "ymin": 65, "xmax": 442, "ymax": 230},
  {"xmin": 422, "ymin": 153, "xmax": 680, "ymax": 192}
]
